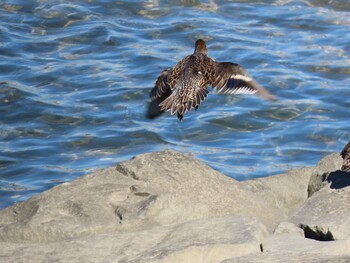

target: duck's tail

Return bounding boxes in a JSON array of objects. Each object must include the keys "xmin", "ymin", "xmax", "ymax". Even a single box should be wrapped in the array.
[{"xmin": 159, "ymin": 88, "xmax": 209, "ymax": 120}]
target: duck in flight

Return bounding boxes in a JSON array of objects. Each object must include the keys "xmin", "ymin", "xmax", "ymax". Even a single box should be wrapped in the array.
[{"xmin": 148, "ymin": 39, "xmax": 275, "ymax": 120}]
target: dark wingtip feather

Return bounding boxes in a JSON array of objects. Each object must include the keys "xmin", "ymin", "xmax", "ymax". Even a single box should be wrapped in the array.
[
  {"xmin": 146, "ymin": 88, "xmax": 171, "ymax": 119},
  {"xmin": 150, "ymin": 68, "xmax": 172, "ymax": 100},
  {"xmin": 146, "ymin": 99, "xmax": 164, "ymax": 119},
  {"xmin": 149, "ymin": 85, "xmax": 159, "ymax": 99}
]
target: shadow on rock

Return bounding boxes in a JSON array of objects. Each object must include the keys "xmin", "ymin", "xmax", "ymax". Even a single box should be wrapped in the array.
[
  {"xmin": 326, "ymin": 170, "xmax": 350, "ymax": 189},
  {"xmin": 308, "ymin": 170, "xmax": 350, "ymax": 197}
]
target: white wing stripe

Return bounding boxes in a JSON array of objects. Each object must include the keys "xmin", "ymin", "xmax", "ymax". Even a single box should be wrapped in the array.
[{"xmin": 230, "ymin": 74, "xmax": 252, "ymax": 82}]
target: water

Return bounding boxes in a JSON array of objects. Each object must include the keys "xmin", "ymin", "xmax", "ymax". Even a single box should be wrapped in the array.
[{"xmin": 0, "ymin": 0, "xmax": 349, "ymax": 209}]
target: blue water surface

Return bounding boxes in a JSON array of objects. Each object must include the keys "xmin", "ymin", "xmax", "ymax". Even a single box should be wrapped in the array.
[{"xmin": 0, "ymin": 0, "xmax": 349, "ymax": 208}]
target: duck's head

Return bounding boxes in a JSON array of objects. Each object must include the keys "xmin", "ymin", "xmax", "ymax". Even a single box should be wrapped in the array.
[{"xmin": 194, "ymin": 39, "xmax": 208, "ymax": 55}]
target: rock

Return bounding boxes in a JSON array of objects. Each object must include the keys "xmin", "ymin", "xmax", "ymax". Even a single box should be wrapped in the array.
[
  {"xmin": 240, "ymin": 166, "xmax": 312, "ymax": 231},
  {"xmin": 290, "ymin": 184, "xmax": 350, "ymax": 241},
  {"xmin": 313, "ymin": 153, "xmax": 342, "ymax": 175},
  {"xmin": 0, "ymin": 150, "xmax": 310, "ymax": 243},
  {"xmin": 0, "ymin": 167, "xmax": 133, "ymax": 242},
  {"xmin": 308, "ymin": 168, "xmax": 350, "ymax": 197},
  {"xmin": 274, "ymin": 222, "xmax": 304, "ymax": 237},
  {"xmin": 0, "ymin": 215, "xmax": 267, "ymax": 263},
  {"xmin": 307, "ymin": 153, "xmax": 343, "ymax": 197},
  {"xmin": 0, "ymin": 150, "xmax": 349, "ymax": 262},
  {"xmin": 224, "ymin": 234, "xmax": 350, "ymax": 263}
]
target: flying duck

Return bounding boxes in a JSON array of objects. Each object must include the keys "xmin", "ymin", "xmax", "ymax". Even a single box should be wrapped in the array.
[{"xmin": 148, "ymin": 39, "xmax": 275, "ymax": 120}]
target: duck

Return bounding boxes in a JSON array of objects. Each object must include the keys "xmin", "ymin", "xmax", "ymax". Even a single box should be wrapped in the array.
[
  {"xmin": 340, "ymin": 141, "xmax": 350, "ymax": 172},
  {"xmin": 148, "ymin": 39, "xmax": 275, "ymax": 120}
]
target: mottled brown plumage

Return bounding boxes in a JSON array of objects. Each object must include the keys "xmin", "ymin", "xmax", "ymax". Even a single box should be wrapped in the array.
[
  {"xmin": 340, "ymin": 141, "xmax": 350, "ymax": 172},
  {"xmin": 149, "ymin": 39, "xmax": 275, "ymax": 120}
]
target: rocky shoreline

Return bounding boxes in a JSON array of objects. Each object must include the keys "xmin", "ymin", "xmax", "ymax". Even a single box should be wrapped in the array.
[{"xmin": 0, "ymin": 150, "xmax": 349, "ymax": 262}]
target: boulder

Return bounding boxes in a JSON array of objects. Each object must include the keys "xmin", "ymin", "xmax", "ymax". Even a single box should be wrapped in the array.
[
  {"xmin": 0, "ymin": 150, "xmax": 311, "ymax": 243},
  {"xmin": 1, "ymin": 215, "xmax": 267, "ymax": 263},
  {"xmin": 0, "ymin": 150, "xmax": 349, "ymax": 262},
  {"xmin": 224, "ymin": 234, "xmax": 350, "ymax": 263},
  {"xmin": 291, "ymin": 181, "xmax": 350, "ymax": 241}
]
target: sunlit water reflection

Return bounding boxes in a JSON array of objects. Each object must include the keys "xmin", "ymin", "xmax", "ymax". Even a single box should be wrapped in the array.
[{"xmin": 0, "ymin": 0, "xmax": 349, "ymax": 208}]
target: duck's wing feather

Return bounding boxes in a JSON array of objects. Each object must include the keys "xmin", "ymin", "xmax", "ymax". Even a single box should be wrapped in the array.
[
  {"xmin": 213, "ymin": 62, "xmax": 275, "ymax": 101},
  {"xmin": 147, "ymin": 88, "xmax": 171, "ymax": 119},
  {"xmin": 150, "ymin": 68, "xmax": 172, "ymax": 100},
  {"xmin": 147, "ymin": 69, "xmax": 172, "ymax": 119},
  {"xmin": 152, "ymin": 54, "xmax": 191, "ymax": 99}
]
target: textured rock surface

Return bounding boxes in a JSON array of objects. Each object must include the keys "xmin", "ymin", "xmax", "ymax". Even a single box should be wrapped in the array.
[
  {"xmin": 0, "ymin": 150, "xmax": 311, "ymax": 243},
  {"xmin": 1, "ymin": 216, "xmax": 267, "ymax": 263},
  {"xmin": 307, "ymin": 153, "xmax": 344, "ymax": 196},
  {"xmin": 224, "ymin": 234, "xmax": 350, "ymax": 263},
  {"xmin": 291, "ymin": 182, "xmax": 350, "ymax": 241},
  {"xmin": 0, "ymin": 150, "xmax": 349, "ymax": 262}
]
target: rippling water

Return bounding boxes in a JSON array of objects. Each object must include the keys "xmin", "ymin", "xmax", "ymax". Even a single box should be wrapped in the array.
[{"xmin": 0, "ymin": 0, "xmax": 349, "ymax": 208}]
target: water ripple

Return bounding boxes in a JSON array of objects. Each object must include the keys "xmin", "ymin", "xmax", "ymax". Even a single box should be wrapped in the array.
[{"xmin": 0, "ymin": 0, "xmax": 349, "ymax": 208}]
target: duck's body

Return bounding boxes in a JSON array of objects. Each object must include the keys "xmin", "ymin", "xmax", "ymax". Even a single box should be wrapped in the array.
[
  {"xmin": 341, "ymin": 141, "xmax": 350, "ymax": 172},
  {"xmin": 149, "ymin": 39, "xmax": 275, "ymax": 120}
]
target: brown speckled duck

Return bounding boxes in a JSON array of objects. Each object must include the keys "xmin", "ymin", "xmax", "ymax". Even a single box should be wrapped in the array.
[
  {"xmin": 340, "ymin": 141, "xmax": 350, "ymax": 172},
  {"xmin": 148, "ymin": 39, "xmax": 275, "ymax": 120}
]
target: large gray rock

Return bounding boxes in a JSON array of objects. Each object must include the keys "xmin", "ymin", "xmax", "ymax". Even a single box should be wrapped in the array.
[
  {"xmin": 307, "ymin": 153, "xmax": 344, "ymax": 196},
  {"xmin": 290, "ymin": 183, "xmax": 350, "ymax": 241},
  {"xmin": 0, "ymin": 150, "xmax": 349, "ymax": 262},
  {"xmin": 224, "ymin": 234, "xmax": 350, "ymax": 263},
  {"xmin": 294, "ymin": 153, "xmax": 350, "ymax": 241},
  {"xmin": 223, "ymin": 153, "xmax": 350, "ymax": 263},
  {"xmin": 0, "ymin": 215, "xmax": 267, "ymax": 263},
  {"xmin": 0, "ymin": 150, "xmax": 310, "ymax": 243}
]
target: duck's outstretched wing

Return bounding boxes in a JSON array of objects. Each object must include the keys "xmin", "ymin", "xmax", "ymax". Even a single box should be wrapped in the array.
[
  {"xmin": 150, "ymin": 68, "xmax": 172, "ymax": 100},
  {"xmin": 147, "ymin": 69, "xmax": 172, "ymax": 119},
  {"xmin": 213, "ymin": 62, "xmax": 276, "ymax": 101},
  {"xmin": 341, "ymin": 141, "xmax": 350, "ymax": 172}
]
